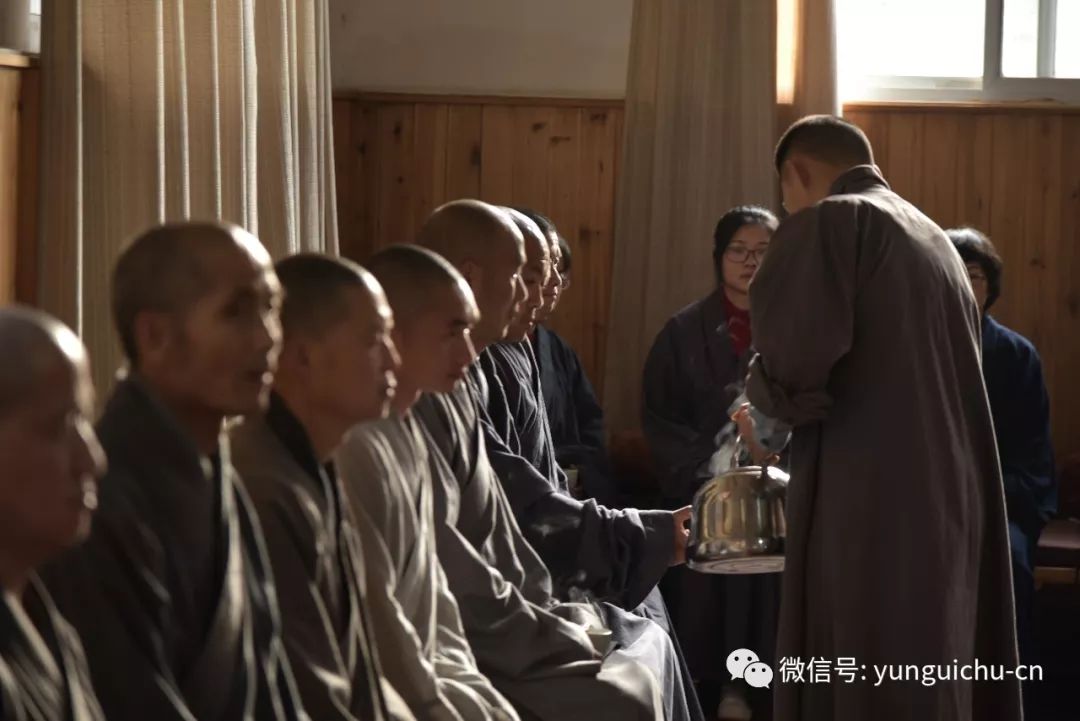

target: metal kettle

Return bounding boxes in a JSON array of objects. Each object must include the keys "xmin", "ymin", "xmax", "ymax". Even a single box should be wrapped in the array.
[{"xmin": 687, "ymin": 440, "xmax": 789, "ymax": 574}]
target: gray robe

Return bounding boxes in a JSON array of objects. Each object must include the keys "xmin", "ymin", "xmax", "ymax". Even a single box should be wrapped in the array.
[
  {"xmin": 41, "ymin": 376, "xmax": 307, "ymax": 721},
  {"xmin": 413, "ymin": 387, "xmax": 665, "ymax": 721},
  {"xmin": 747, "ymin": 165, "xmax": 1021, "ymax": 720},
  {"xmin": 229, "ymin": 395, "xmax": 412, "ymax": 721},
  {"xmin": 336, "ymin": 413, "xmax": 518, "ymax": 721},
  {"xmin": 0, "ymin": 578, "xmax": 104, "ymax": 721}
]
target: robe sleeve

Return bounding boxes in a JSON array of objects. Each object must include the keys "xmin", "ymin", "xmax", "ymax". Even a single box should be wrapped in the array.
[
  {"xmin": 559, "ymin": 336, "xmax": 606, "ymax": 456},
  {"xmin": 40, "ymin": 487, "xmax": 198, "ymax": 721},
  {"xmin": 477, "ymin": 398, "xmax": 674, "ymax": 609},
  {"xmin": 249, "ymin": 483, "xmax": 373, "ymax": 721},
  {"xmin": 746, "ymin": 202, "xmax": 858, "ymax": 426},
  {"xmin": 641, "ymin": 323, "xmax": 722, "ymax": 500}
]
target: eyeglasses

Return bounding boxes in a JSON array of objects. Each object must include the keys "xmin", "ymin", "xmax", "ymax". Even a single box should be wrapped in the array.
[{"xmin": 724, "ymin": 246, "xmax": 769, "ymax": 264}]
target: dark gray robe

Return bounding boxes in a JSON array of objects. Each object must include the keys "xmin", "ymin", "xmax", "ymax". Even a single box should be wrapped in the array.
[
  {"xmin": 229, "ymin": 394, "xmax": 411, "ymax": 721},
  {"xmin": 641, "ymin": 292, "xmax": 780, "ymax": 705},
  {"xmin": 41, "ymin": 376, "xmax": 307, "ymax": 721},
  {"xmin": 0, "ymin": 579, "xmax": 104, "ymax": 721},
  {"xmin": 413, "ymin": 387, "xmax": 664, "ymax": 721},
  {"xmin": 747, "ymin": 165, "xmax": 1021, "ymax": 720}
]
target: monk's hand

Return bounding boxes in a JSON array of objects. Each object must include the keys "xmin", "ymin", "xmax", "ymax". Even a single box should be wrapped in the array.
[
  {"xmin": 732, "ymin": 404, "xmax": 772, "ymax": 465},
  {"xmin": 670, "ymin": 505, "xmax": 691, "ymax": 566}
]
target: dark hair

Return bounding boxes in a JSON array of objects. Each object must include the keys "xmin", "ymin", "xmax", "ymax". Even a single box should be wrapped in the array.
[
  {"xmin": 513, "ymin": 207, "xmax": 556, "ymax": 238},
  {"xmin": 775, "ymin": 115, "xmax": 874, "ymax": 171},
  {"xmin": 274, "ymin": 254, "xmax": 371, "ymax": 340},
  {"xmin": 365, "ymin": 244, "xmax": 465, "ymax": 324},
  {"xmin": 946, "ymin": 227, "xmax": 1003, "ymax": 310},
  {"xmin": 557, "ymin": 234, "xmax": 571, "ymax": 274}
]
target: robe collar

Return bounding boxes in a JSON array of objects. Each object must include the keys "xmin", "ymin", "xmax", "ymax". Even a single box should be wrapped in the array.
[
  {"xmin": 264, "ymin": 391, "xmax": 326, "ymax": 484},
  {"xmin": 98, "ymin": 373, "xmax": 222, "ymax": 486},
  {"xmin": 829, "ymin": 164, "xmax": 891, "ymax": 196}
]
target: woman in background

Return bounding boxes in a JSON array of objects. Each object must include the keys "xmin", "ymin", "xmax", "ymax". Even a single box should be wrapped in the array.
[{"xmin": 642, "ymin": 206, "xmax": 780, "ymax": 721}]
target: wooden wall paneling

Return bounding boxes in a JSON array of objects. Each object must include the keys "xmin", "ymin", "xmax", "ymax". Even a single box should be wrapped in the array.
[
  {"xmin": 411, "ymin": 103, "xmax": 449, "ymax": 226},
  {"xmin": 374, "ymin": 104, "xmax": 416, "ymax": 255},
  {"xmin": 511, "ymin": 106, "xmax": 555, "ymax": 209},
  {"xmin": 572, "ymin": 108, "xmax": 619, "ymax": 396},
  {"xmin": 335, "ymin": 101, "xmax": 378, "ymax": 263},
  {"xmin": 479, "ymin": 105, "xmax": 515, "ymax": 206},
  {"xmin": 15, "ymin": 66, "xmax": 38, "ymax": 305},
  {"xmin": 1055, "ymin": 116, "xmax": 1080, "ymax": 452},
  {"xmin": 988, "ymin": 113, "xmax": 1031, "ymax": 334},
  {"xmin": 919, "ymin": 113, "xmax": 960, "ymax": 227},
  {"xmin": 0, "ymin": 68, "xmax": 20, "ymax": 304},
  {"xmin": 543, "ymin": 108, "xmax": 583, "ymax": 368},
  {"xmin": 1021, "ymin": 115, "xmax": 1063, "ymax": 357},
  {"xmin": 954, "ymin": 114, "xmax": 994, "ymax": 232},
  {"xmin": 445, "ymin": 105, "xmax": 483, "ymax": 198},
  {"xmin": 882, "ymin": 112, "xmax": 925, "ymax": 202}
]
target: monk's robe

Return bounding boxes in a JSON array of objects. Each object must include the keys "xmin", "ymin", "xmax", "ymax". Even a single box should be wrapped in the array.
[
  {"xmin": 642, "ymin": 295, "xmax": 781, "ymax": 699},
  {"xmin": 0, "ymin": 579, "xmax": 104, "ymax": 721},
  {"xmin": 412, "ymin": 387, "xmax": 665, "ymax": 721},
  {"xmin": 747, "ymin": 165, "xmax": 1021, "ymax": 720},
  {"xmin": 41, "ymin": 375, "xmax": 307, "ymax": 721},
  {"xmin": 480, "ymin": 342, "xmax": 701, "ymax": 721},
  {"xmin": 981, "ymin": 314, "xmax": 1056, "ymax": 667},
  {"xmin": 229, "ymin": 394, "xmax": 413, "ymax": 721},
  {"xmin": 335, "ymin": 413, "xmax": 519, "ymax": 721},
  {"xmin": 531, "ymin": 325, "xmax": 617, "ymax": 505}
]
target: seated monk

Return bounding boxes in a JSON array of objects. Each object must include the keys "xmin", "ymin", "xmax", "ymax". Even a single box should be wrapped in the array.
[
  {"xmin": 335, "ymin": 246, "xmax": 518, "ymax": 721},
  {"xmin": 229, "ymin": 254, "xmax": 415, "ymax": 721},
  {"xmin": 409, "ymin": 200, "xmax": 667, "ymax": 721},
  {"xmin": 42, "ymin": 222, "xmax": 306, "ymax": 721},
  {"xmin": 0, "ymin": 307, "xmax": 106, "ymax": 721},
  {"xmin": 480, "ymin": 209, "xmax": 700, "ymax": 721}
]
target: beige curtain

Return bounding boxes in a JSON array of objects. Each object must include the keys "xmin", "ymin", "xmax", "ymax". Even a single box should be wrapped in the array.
[
  {"xmin": 38, "ymin": 0, "xmax": 338, "ymax": 394},
  {"xmin": 602, "ymin": 0, "xmax": 837, "ymax": 435}
]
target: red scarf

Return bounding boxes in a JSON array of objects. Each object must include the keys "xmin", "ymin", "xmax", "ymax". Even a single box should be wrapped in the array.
[{"xmin": 723, "ymin": 292, "xmax": 752, "ymax": 357}]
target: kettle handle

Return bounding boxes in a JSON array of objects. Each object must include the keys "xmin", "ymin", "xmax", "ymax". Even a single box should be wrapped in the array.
[{"xmin": 732, "ymin": 433, "xmax": 781, "ymax": 470}]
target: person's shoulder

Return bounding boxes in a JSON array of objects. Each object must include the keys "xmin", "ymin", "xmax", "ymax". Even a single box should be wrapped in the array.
[{"xmin": 984, "ymin": 315, "xmax": 1042, "ymax": 364}]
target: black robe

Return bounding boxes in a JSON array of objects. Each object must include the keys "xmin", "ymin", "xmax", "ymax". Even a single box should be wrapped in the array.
[
  {"xmin": 641, "ymin": 291, "xmax": 780, "ymax": 710},
  {"xmin": 41, "ymin": 376, "xmax": 307, "ymax": 721},
  {"xmin": 532, "ymin": 326, "xmax": 617, "ymax": 505},
  {"xmin": 478, "ymin": 342, "xmax": 703, "ymax": 721},
  {"xmin": 981, "ymin": 314, "xmax": 1056, "ymax": 666},
  {"xmin": 0, "ymin": 578, "xmax": 104, "ymax": 721}
]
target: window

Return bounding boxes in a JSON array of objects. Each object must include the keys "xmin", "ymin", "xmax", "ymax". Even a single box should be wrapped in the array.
[{"xmin": 838, "ymin": 0, "xmax": 1080, "ymax": 102}]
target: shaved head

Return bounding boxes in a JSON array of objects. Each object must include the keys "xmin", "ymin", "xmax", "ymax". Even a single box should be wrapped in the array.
[
  {"xmin": 774, "ymin": 115, "xmax": 873, "ymax": 171},
  {"xmin": 0, "ymin": 307, "xmax": 104, "ymax": 583},
  {"xmin": 418, "ymin": 200, "xmax": 526, "ymax": 350},
  {"xmin": 366, "ymin": 244, "xmax": 479, "ymax": 329},
  {"xmin": 503, "ymin": 208, "xmax": 551, "ymax": 341},
  {"xmin": 274, "ymin": 254, "xmax": 383, "ymax": 341},
  {"xmin": 112, "ymin": 221, "xmax": 273, "ymax": 364}
]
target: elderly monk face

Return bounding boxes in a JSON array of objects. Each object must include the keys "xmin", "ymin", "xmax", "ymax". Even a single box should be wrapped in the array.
[
  {"xmin": 536, "ymin": 231, "xmax": 563, "ymax": 323},
  {"xmin": 471, "ymin": 224, "xmax": 526, "ymax": 347},
  {"xmin": 0, "ymin": 332, "xmax": 105, "ymax": 565},
  {"xmin": 398, "ymin": 279, "xmax": 480, "ymax": 394},
  {"xmin": 505, "ymin": 224, "xmax": 551, "ymax": 342},
  {"xmin": 309, "ymin": 280, "xmax": 401, "ymax": 423},
  {"xmin": 139, "ymin": 229, "xmax": 283, "ymax": 416}
]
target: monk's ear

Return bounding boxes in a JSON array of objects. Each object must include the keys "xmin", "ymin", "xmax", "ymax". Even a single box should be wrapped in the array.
[
  {"xmin": 458, "ymin": 259, "xmax": 482, "ymax": 295},
  {"xmin": 132, "ymin": 311, "xmax": 174, "ymax": 367},
  {"xmin": 791, "ymin": 156, "xmax": 814, "ymax": 190}
]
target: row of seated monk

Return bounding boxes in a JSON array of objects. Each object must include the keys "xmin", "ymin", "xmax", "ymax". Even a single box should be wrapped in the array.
[{"xmin": 0, "ymin": 114, "xmax": 1051, "ymax": 721}]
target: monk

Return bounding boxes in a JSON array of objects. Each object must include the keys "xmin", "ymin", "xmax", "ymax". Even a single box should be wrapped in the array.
[
  {"xmin": 409, "ymin": 200, "xmax": 665, "ymax": 721},
  {"xmin": 747, "ymin": 115, "xmax": 1020, "ymax": 720},
  {"xmin": 334, "ymin": 247, "xmax": 519, "ymax": 721},
  {"xmin": 0, "ymin": 308, "xmax": 106, "ymax": 721},
  {"xmin": 229, "ymin": 254, "xmax": 414, "ymax": 721},
  {"xmin": 42, "ymin": 222, "xmax": 307, "ymax": 721}
]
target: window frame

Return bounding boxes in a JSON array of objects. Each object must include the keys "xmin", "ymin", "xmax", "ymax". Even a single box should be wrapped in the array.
[{"xmin": 842, "ymin": 0, "xmax": 1080, "ymax": 104}]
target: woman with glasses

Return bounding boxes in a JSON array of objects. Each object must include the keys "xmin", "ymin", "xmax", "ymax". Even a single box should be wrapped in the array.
[
  {"xmin": 946, "ymin": 227, "xmax": 1056, "ymax": 681},
  {"xmin": 642, "ymin": 206, "xmax": 781, "ymax": 721}
]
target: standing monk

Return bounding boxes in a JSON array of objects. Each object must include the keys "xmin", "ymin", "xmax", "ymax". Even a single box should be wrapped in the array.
[
  {"xmin": 229, "ymin": 254, "xmax": 415, "ymax": 721},
  {"xmin": 42, "ymin": 222, "xmax": 308, "ymax": 721},
  {"xmin": 0, "ymin": 308, "xmax": 107, "ymax": 721},
  {"xmin": 747, "ymin": 115, "xmax": 1020, "ymax": 720}
]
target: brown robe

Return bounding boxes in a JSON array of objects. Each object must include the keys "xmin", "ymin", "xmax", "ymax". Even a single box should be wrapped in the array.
[{"xmin": 746, "ymin": 165, "xmax": 1021, "ymax": 720}]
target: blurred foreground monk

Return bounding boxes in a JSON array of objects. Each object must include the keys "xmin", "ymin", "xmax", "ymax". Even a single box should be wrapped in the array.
[
  {"xmin": 747, "ymin": 116, "xmax": 1021, "ymax": 720},
  {"xmin": 0, "ymin": 308, "xmax": 106, "ymax": 721},
  {"xmin": 407, "ymin": 200, "xmax": 666, "ymax": 720},
  {"xmin": 230, "ymin": 254, "xmax": 416, "ymax": 720},
  {"xmin": 43, "ymin": 222, "xmax": 308, "ymax": 721},
  {"xmin": 335, "ymin": 246, "xmax": 519, "ymax": 721}
]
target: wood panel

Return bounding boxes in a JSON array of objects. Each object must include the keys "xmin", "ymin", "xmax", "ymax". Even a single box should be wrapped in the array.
[
  {"xmin": 845, "ymin": 106, "xmax": 1080, "ymax": 459},
  {"xmin": 0, "ymin": 61, "xmax": 39, "ymax": 306},
  {"xmin": 333, "ymin": 94, "xmax": 624, "ymax": 392}
]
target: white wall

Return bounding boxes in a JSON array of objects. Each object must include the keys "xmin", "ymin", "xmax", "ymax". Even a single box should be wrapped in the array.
[{"xmin": 329, "ymin": 0, "xmax": 633, "ymax": 97}]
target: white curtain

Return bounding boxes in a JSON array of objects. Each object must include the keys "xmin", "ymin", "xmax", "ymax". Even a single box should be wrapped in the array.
[{"xmin": 38, "ymin": 0, "xmax": 338, "ymax": 393}]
